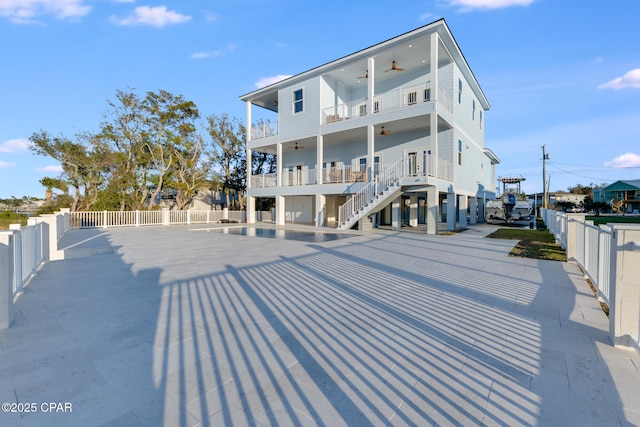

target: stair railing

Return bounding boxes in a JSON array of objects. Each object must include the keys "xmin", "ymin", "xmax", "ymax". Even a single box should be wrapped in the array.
[{"xmin": 338, "ymin": 158, "xmax": 404, "ymax": 228}]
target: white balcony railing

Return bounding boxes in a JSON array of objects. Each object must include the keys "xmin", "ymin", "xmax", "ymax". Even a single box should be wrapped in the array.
[
  {"xmin": 251, "ymin": 122, "xmax": 278, "ymax": 140},
  {"xmin": 323, "ymin": 165, "xmax": 367, "ymax": 184},
  {"xmin": 282, "ymin": 168, "xmax": 317, "ymax": 186},
  {"xmin": 250, "ymin": 173, "xmax": 277, "ymax": 188},
  {"xmin": 247, "ymin": 155, "xmax": 452, "ymax": 190},
  {"xmin": 322, "ymin": 81, "xmax": 453, "ymax": 124}
]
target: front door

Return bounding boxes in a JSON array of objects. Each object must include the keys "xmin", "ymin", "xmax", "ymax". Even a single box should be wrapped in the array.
[{"xmin": 407, "ymin": 151, "xmax": 426, "ymax": 177}]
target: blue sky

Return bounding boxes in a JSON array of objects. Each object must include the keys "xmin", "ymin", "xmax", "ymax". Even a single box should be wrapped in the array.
[{"xmin": 1, "ymin": 0, "xmax": 639, "ymax": 199}]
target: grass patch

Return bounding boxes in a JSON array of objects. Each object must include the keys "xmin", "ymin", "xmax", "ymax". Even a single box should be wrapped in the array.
[
  {"xmin": 586, "ymin": 216, "xmax": 640, "ymax": 226},
  {"xmin": 486, "ymin": 228, "xmax": 566, "ymax": 261},
  {"xmin": 585, "ymin": 277, "xmax": 610, "ymax": 318},
  {"xmin": 439, "ymin": 228, "xmax": 468, "ymax": 236},
  {"xmin": 0, "ymin": 211, "xmax": 28, "ymax": 230}
]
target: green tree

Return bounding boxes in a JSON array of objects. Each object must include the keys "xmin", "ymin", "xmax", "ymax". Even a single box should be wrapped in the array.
[
  {"xmin": 141, "ymin": 90, "xmax": 200, "ymax": 210},
  {"xmin": 29, "ymin": 131, "xmax": 101, "ymax": 212},
  {"xmin": 97, "ymin": 88, "xmax": 151, "ymax": 211},
  {"xmin": 206, "ymin": 113, "xmax": 245, "ymax": 209}
]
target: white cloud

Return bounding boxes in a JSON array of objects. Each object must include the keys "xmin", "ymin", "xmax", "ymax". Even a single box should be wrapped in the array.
[
  {"xmin": 605, "ymin": 153, "xmax": 640, "ymax": 168},
  {"xmin": 204, "ymin": 12, "xmax": 218, "ymax": 22},
  {"xmin": 190, "ymin": 43, "xmax": 236, "ymax": 60},
  {"xmin": 191, "ymin": 50, "xmax": 223, "ymax": 59},
  {"xmin": 0, "ymin": 138, "xmax": 31, "ymax": 153},
  {"xmin": 111, "ymin": 5, "xmax": 190, "ymax": 27},
  {"xmin": 0, "ymin": 0, "xmax": 91, "ymax": 23},
  {"xmin": 0, "ymin": 160, "xmax": 16, "ymax": 168},
  {"xmin": 36, "ymin": 165, "xmax": 64, "ymax": 173},
  {"xmin": 419, "ymin": 13, "xmax": 434, "ymax": 22},
  {"xmin": 598, "ymin": 69, "xmax": 640, "ymax": 90},
  {"xmin": 448, "ymin": 0, "xmax": 535, "ymax": 11},
  {"xmin": 255, "ymin": 75, "xmax": 292, "ymax": 89}
]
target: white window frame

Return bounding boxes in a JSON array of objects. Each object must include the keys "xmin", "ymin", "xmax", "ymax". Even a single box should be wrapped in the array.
[{"xmin": 293, "ymin": 89, "xmax": 303, "ymax": 114}]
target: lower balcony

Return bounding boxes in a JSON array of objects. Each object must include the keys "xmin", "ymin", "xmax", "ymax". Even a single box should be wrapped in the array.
[{"xmin": 249, "ymin": 154, "xmax": 453, "ymax": 190}]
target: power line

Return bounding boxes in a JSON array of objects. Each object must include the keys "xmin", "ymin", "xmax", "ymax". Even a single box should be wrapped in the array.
[{"xmin": 547, "ymin": 163, "xmax": 616, "ymax": 182}]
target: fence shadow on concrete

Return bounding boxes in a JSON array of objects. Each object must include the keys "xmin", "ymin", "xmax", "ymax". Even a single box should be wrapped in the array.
[{"xmin": 0, "ymin": 226, "xmax": 634, "ymax": 425}]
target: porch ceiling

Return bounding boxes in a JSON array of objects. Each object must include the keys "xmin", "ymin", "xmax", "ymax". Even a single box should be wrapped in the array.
[{"xmin": 322, "ymin": 35, "xmax": 444, "ymax": 90}]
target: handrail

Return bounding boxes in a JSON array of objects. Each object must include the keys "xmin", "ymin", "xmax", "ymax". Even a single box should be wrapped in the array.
[{"xmin": 337, "ymin": 158, "xmax": 403, "ymax": 228}]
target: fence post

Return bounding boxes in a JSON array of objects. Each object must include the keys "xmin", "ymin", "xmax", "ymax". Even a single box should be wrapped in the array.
[
  {"xmin": 0, "ymin": 232, "xmax": 14, "ymax": 329},
  {"xmin": 8, "ymin": 225, "xmax": 22, "ymax": 294},
  {"xmin": 206, "ymin": 210, "xmax": 210, "ymax": 224},
  {"xmin": 162, "ymin": 208, "xmax": 170, "ymax": 225},
  {"xmin": 136, "ymin": 210, "xmax": 140, "ymax": 227},
  {"xmin": 103, "ymin": 210, "xmax": 108, "ymax": 229},
  {"xmin": 609, "ymin": 224, "xmax": 640, "ymax": 350},
  {"xmin": 187, "ymin": 210, "xmax": 191, "ymax": 225}
]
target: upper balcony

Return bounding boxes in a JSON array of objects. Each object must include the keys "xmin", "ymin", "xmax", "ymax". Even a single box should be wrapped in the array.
[
  {"xmin": 322, "ymin": 82, "xmax": 452, "ymax": 125},
  {"xmin": 249, "ymin": 82, "xmax": 453, "ymax": 145}
]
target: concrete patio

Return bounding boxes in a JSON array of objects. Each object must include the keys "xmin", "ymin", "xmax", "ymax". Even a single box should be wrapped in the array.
[{"xmin": 1, "ymin": 223, "xmax": 639, "ymax": 426}]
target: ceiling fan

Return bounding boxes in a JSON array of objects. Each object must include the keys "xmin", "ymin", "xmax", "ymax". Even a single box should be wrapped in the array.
[
  {"xmin": 289, "ymin": 142, "xmax": 305, "ymax": 150},
  {"xmin": 357, "ymin": 70, "xmax": 368, "ymax": 79},
  {"xmin": 385, "ymin": 61, "xmax": 405, "ymax": 72},
  {"xmin": 379, "ymin": 126, "xmax": 390, "ymax": 136}
]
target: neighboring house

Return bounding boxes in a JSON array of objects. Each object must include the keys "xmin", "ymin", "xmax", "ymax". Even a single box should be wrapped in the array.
[
  {"xmin": 596, "ymin": 180, "xmax": 640, "ymax": 213},
  {"xmin": 241, "ymin": 19, "xmax": 500, "ymax": 233},
  {"xmin": 189, "ymin": 189, "xmax": 227, "ymax": 210},
  {"xmin": 555, "ymin": 192, "xmax": 588, "ymax": 205},
  {"xmin": 528, "ymin": 192, "xmax": 589, "ymax": 211},
  {"xmin": 553, "ymin": 192, "xmax": 588, "ymax": 206}
]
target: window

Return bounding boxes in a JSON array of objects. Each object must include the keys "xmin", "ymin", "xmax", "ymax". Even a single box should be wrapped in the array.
[
  {"xmin": 458, "ymin": 140, "xmax": 463, "ymax": 166},
  {"xmin": 407, "ymin": 91, "xmax": 417, "ymax": 105},
  {"xmin": 424, "ymin": 88, "xmax": 431, "ymax": 102},
  {"xmin": 374, "ymin": 100, "xmax": 380, "ymax": 113},
  {"xmin": 359, "ymin": 158, "xmax": 367, "ymax": 174},
  {"xmin": 472, "ymin": 100, "xmax": 476, "ymax": 120},
  {"xmin": 359, "ymin": 104, "xmax": 367, "ymax": 116},
  {"xmin": 293, "ymin": 89, "xmax": 303, "ymax": 113},
  {"xmin": 480, "ymin": 110, "xmax": 483, "ymax": 129},
  {"xmin": 458, "ymin": 79, "xmax": 462, "ymax": 104}
]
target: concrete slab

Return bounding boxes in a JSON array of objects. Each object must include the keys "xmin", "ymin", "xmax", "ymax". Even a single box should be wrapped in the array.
[{"xmin": 0, "ymin": 223, "xmax": 639, "ymax": 426}]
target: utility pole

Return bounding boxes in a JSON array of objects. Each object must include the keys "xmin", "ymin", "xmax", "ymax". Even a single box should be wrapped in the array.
[{"xmin": 542, "ymin": 145, "xmax": 548, "ymax": 208}]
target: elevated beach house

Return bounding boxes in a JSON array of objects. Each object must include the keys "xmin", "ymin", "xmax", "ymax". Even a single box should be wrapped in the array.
[{"xmin": 241, "ymin": 19, "xmax": 500, "ymax": 233}]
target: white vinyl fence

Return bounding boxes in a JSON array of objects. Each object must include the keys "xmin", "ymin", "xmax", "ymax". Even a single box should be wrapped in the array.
[
  {"xmin": 0, "ymin": 210, "xmax": 64, "ymax": 329},
  {"xmin": 68, "ymin": 209, "xmax": 251, "ymax": 228},
  {"xmin": 66, "ymin": 209, "xmax": 275, "ymax": 229},
  {"xmin": 541, "ymin": 209, "xmax": 640, "ymax": 351}
]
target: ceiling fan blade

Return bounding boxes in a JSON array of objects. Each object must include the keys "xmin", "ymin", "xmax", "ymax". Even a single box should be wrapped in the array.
[{"xmin": 387, "ymin": 61, "xmax": 404, "ymax": 72}]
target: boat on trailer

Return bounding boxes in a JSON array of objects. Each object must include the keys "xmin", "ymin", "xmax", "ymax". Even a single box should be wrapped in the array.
[{"xmin": 486, "ymin": 177, "xmax": 533, "ymax": 225}]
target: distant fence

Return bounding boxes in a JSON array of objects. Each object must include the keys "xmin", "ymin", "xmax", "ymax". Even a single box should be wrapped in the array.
[
  {"xmin": 67, "ymin": 209, "xmax": 273, "ymax": 229},
  {"xmin": 542, "ymin": 209, "xmax": 640, "ymax": 351}
]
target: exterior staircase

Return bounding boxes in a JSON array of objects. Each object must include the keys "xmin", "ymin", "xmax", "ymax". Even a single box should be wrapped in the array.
[{"xmin": 337, "ymin": 159, "xmax": 403, "ymax": 230}]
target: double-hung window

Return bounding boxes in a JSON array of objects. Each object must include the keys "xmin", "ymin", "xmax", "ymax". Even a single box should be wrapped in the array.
[{"xmin": 293, "ymin": 89, "xmax": 303, "ymax": 113}]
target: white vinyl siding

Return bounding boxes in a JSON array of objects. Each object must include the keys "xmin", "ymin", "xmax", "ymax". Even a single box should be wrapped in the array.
[{"xmin": 279, "ymin": 79, "xmax": 320, "ymax": 141}]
